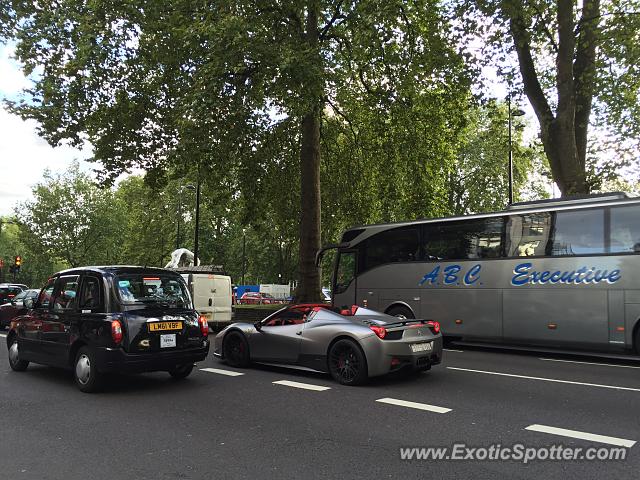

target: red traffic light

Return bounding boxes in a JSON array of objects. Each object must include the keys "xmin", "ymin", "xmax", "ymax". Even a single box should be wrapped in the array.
[{"xmin": 14, "ymin": 256, "xmax": 22, "ymax": 267}]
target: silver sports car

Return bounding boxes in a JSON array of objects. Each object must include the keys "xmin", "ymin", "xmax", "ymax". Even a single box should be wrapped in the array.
[{"xmin": 214, "ymin": 304, "xmax": 443, "ymax": 385}]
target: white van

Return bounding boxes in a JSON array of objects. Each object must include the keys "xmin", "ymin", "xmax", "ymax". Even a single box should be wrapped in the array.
[
  {"xmin": 170, "ymin": 266, "xmax": 233, "ymax": 326},
  {"xmin": 259, "ymin": 284, "xmax": 291, "ymax": 301}
]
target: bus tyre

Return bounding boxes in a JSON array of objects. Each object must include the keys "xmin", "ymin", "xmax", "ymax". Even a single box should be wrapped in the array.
[
  {"xmin": 387, "ymin": 305, "xmax": 414, "ymax": 320},
  {"xmin": 635, "ymin": 326, "xmax": 640, "ymax": 356}
]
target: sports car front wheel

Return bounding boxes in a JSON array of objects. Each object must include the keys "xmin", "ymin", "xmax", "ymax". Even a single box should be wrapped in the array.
[
  {"xmin": 223, "ymin": 331, "xmax": 250, "ymax": 367},
  {"xmin": 328, "ymin": 339, "xmax": 368, "ymax": 386}
]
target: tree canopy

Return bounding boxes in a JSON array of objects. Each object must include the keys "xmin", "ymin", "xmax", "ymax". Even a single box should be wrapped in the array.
[{"xmin": 453, "ymin": 0, "xmax": 640, "ymax": 195}]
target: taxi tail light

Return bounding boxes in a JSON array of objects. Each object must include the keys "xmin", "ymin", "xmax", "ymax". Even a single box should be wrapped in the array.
[
  {"xmin": 111, "ymin": 320, "xmax": 123, "ymax": 345},
  {"xmin": 199, "ymin": 315, "xmax": 209, "ymax": 337},
  {"xmin": 426, "ymin": 321, "xmax": 440, "ymax": 334},
  {"xmin": 370, "ymin": 325, "xmax": 387, "ymax": 339}
]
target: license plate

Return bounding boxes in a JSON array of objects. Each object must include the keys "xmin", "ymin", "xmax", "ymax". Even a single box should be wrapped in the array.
[
  {"xmin": 410, "ymin": 342, "xmax": 433, "ymax": 353},
  {"xmin": 149, "ymin": 321, "xmax": 183, "ymax": 332},
  {"xmin": 160, "ymin": 334, "xmax": 176, "ymax": 348}
]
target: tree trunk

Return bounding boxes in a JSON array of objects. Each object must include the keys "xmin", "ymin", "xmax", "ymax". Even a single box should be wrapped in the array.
[
  {"xmin": 506, "ymin": 0, "xmax": 594, "ymax": 197},
  {"xmin": 296, "ymin": 3, "xmax": 322, "ymax": 302}
]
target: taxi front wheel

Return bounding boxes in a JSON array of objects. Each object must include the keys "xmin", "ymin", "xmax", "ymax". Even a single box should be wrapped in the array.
[{"xmin": 8, "ymin": 337, "xmax": 29, "ymax": 372}]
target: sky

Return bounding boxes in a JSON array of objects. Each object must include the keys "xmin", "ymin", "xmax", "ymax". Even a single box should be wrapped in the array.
[{"xmin": 0, "ymin": 43, "xmax": 93, "ymax": 216}]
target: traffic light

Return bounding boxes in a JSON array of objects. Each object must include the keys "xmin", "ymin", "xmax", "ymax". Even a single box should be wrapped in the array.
[{"xmin": 13, "ymin": 256, "xmax": 21, "ymax": 273}]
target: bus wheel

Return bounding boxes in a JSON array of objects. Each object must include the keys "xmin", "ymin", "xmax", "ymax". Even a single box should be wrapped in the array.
[
  {"xmin": 635, "ymin": 325, "xmax": 640, "ymax": 355},
  {"xmin": 387, "ymin": 305, "xmax": 414, "ymax": 320}
]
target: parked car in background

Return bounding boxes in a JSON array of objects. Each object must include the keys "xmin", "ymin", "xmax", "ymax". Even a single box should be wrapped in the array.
[
  {"xmin": 239, "ymin": 291, "xmax": 278, "ymax": 305},
  {"xmin": 6, "ymin": 266, "xmax": 209, "ymax": 392},
  {"xmin": 0, "ymin": 288, "xmax": 39, "ymax": 328},
  {"xmin": 0, "ymin": 284, "xmax": 27, "ymax": 305}
]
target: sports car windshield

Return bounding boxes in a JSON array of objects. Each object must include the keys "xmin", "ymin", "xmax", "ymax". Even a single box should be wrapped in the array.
[{"xmin": 116, "ymin": 274, "xmax": 192, "ymax": 308}]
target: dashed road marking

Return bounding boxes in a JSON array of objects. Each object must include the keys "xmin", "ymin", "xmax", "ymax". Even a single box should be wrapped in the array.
[
  {"xmin": 375, "ymin": 397, "xmax": 452, "ymax": 414},
  {"xmin": 0, "ymin": 333, "xmax": 6, "ymax": 338},
  {"xmin": 447, "ymin": 366, "xmax": 640, "ymax": 392},
  {"xmin": 272, "ymin": 380, "xmax": 331, "ymax": 391},
  {"xmin": 200, "ymin": 368, "xmax": 245, "ymax": 377},
  {"xmin": 525, "ymin": 424, "xmax": 636, "ymax": 448},
  {"xmin": 443, "ymin": 348, "xmax": 464, "ymax": 352},
  {"xmin": 539, "ymin": 358, "xmax": 640, "ymax": 370}
]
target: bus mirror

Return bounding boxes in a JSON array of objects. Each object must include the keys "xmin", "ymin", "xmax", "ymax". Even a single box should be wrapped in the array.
[{"xmin": 315, "ymin": 243, "xmax": 348, "ymax": 267}]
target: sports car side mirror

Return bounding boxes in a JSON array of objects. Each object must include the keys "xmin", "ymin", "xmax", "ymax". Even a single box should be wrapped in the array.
[{"xmin": 254, "ymin": 321, "xmax": 263, "ymax": 331}]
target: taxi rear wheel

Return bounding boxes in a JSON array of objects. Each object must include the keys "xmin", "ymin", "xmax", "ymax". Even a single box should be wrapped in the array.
[
  {"xmin": 8, "ymin": 337, "xmax": 29, "ymax": 372},
  {"xmin": 168, "ymin": 363, "xmax": 194, "ymax": 379},
  {"xmin": 74, "ymin": 347, "xmax": 102, "ymax": 393}
]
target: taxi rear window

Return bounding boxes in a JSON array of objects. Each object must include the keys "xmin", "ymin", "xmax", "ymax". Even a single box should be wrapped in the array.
[{"xmin": 116, "ymin": 274, "xmax": 191, "ymax": 309}]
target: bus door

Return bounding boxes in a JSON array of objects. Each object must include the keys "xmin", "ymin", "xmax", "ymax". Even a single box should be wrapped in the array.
[{"xmin": 332, "ymin": 250, "xmax": 357, "ymax": 308}]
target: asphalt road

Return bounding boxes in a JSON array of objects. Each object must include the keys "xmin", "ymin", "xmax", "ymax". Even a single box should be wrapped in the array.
[{"xmin": 1, "ymin": 332, "xmax": 639, "ymax": 480}]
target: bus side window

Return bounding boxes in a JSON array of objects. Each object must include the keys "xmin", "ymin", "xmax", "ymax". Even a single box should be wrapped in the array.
[
  {"xmin": 423, "ymin": 218, "xmax": 504, "ymax": 260},
  {"xmin": 335, "ymin": 252, "xmax": 356, "ymax": 294},
  {"xmin": 506, "ymin": 213, "xmax": 552, "ymax": 257},
  {"xmin": 610, "ymin": 205, "xmax": 640, "ymax": 253}
]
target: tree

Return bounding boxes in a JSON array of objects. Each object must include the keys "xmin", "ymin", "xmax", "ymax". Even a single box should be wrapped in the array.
[
  {"xmin": 17, "ymin": 163, "xmax": 123, "ymax": 267},
  {"xmin": 454, "ymin": 0, "xmax": 640, "ymax": 196},
  {"xmin": 2, "ymin": 0, "xmax": 472, "ymax": 301}
]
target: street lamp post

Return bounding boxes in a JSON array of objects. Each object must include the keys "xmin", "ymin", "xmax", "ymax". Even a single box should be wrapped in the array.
[
  {"xmin": 176, "ymin": 184, "xmax": 195, "ymax": 250},
  {"xmin": 241, "ymin": 229, "xmax": 246, "ymax": 285},
  {"xmin": 193, "ymin": 178, "xmax": 201, "ymax": 266},
  {"xmin": 508, "ymin": 95, "xmax": 526, "ymax": 204}
]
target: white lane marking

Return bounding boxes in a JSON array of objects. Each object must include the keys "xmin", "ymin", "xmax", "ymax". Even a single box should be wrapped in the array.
[
  {"xmin": 375, "ymin": 397, "xmax": 452, "ymax": 414},
  {"xmin": 443, "ymin": 348, "xmax": 463, "ymax": 352},
  {"xmin": 200, "ymin": 368, "xmax": 245, "ymax": 377},
  {"xmin": 272, "ymin": 380, "xmax": 331, "ymax": 391},
  {"xmin": 447, "ymin": 367, "xmax": 640, "ymax": 392},
  {"xmin": 525, "ymin": 424, "xmax": 636, "ymax": 448},
  {"xmin": 0, "ymin": 333, "xmax": 6, "ymax": 338},
  {"xmin": 539, "ymin": 358, "xmax": 640, "ymax": 370}
]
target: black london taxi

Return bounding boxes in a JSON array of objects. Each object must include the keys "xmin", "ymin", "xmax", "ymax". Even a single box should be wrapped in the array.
[{"xmin": 6, "ymin": 266, "xmax": 209, "ymax": 392}]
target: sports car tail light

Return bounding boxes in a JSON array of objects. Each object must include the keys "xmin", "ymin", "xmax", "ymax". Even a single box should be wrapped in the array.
[
  {"xmin": 426, "ymin": 321, "xmax": 440, "ymax": 334},
  {"xmin": 199, "ymin": 315, "xmax": 209, "ymax": 337},
  {"xmin": 111, "ymin": 320, "xmax": 123, "ymax": 345},
  {"xmin": 370, "ymin": 325, "xmax": 387, "ymax": 339}
]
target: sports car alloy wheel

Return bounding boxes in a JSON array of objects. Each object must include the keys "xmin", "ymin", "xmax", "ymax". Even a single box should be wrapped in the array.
[
  {"xmin": 223, "ymin": 332, "xmax": 250, "ymax": 367},
  {"xmin": 328, "ymin": 339, "xmax": 368, "ymax": 386}
]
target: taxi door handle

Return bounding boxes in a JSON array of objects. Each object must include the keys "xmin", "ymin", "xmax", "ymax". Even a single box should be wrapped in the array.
[{"xmin": 296, "ymin": 331, "xmax": 302, "ymax": 335}]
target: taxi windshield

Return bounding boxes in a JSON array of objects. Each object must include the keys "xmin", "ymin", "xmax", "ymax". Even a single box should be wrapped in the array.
[{"xmin": 116, "ymin": 274, "xmax": 191, "ymax": 308}]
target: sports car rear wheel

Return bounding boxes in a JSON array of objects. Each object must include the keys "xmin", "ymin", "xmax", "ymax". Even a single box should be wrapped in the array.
[
  {"xmin": 223, "ymin": 331, "xmax": 250, "ymax": 367},
  {"xmin": 328, "ymin": 339, "xmax": 368, "ymax": 386}
]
